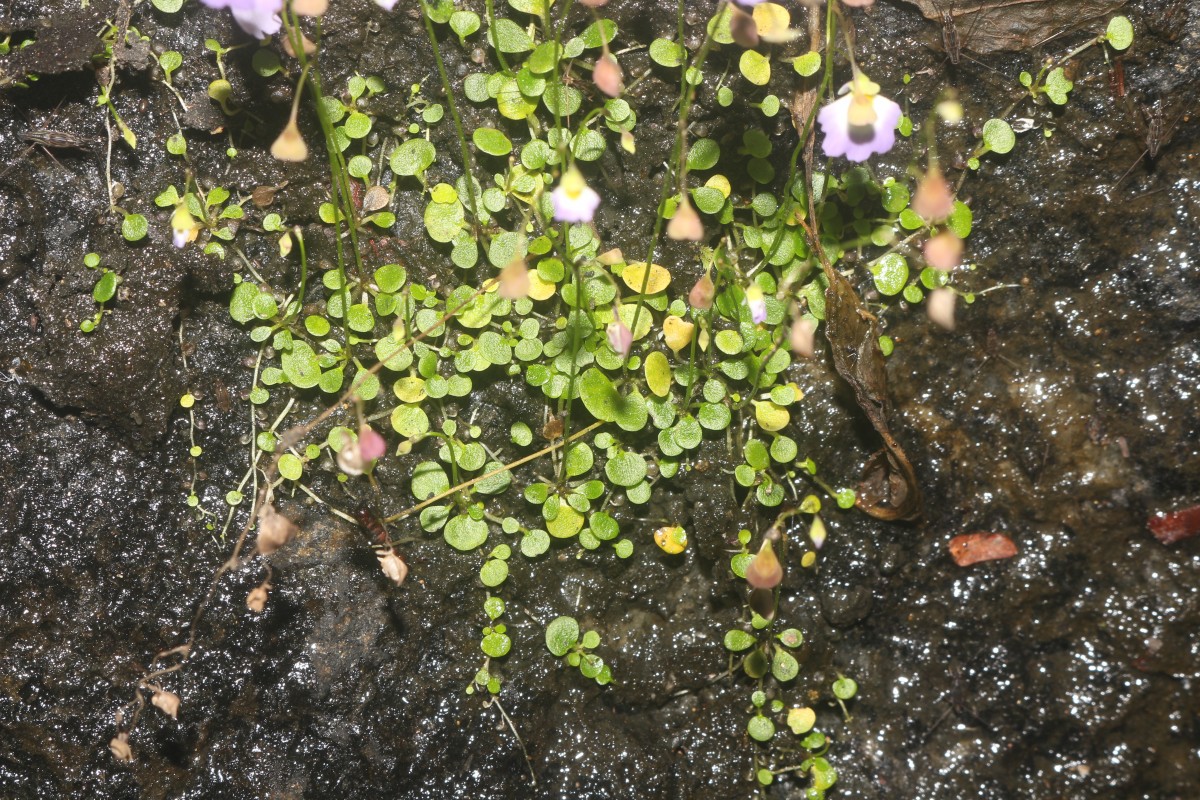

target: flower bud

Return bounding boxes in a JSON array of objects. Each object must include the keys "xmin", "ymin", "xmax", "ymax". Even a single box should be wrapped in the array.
[
  {"xmin": 271, "ymin": 120, "xmax": 308, "ymax": 162},
  {"xmin": 593, "ymin": 52, "xmax": 623, "ymax": 98},
  {"xmin": 746, "ymin": 286, "xmax": 768, "ymax": 325},
  {"xmin": 497, "ymin": 258, "xmax": 530, "ymax": 300},
  {"xmin": 924, "ymin": 231, "xmax": 963, "ymax": 271},
  {"xmin": 689, "ymin": 270, "xmax": 715, "ymax": 310},
  {"xmin": 607, "ymin": 317, "xmax": 632, "ymax": 357},
  {"xmin": 746, "ymin": 539, "xmax": 783, "ymax": 589},
  {"xmin": 791, "ymin": 317, "xmax": 817, "ymax": 358},
  {"xmin": 808, "ymin": 515, "xmax": 827, "ymax": 550},
  {"xmin": 293, "ymin": 0, "xmax": 328, "ymax": 15},
  {"xmin": 927, "ymin": 287, "xmax": 956, "ymax": 330},
  {"xmin": 913, "ymin": 167, "xmax": 955, "ymax": 222},
  {"xmin": 667, "ymin": 196, "xmax": 704, "ymax": 241}
]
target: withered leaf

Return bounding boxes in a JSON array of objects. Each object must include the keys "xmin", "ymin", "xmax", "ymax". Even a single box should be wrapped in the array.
[
  {"xmin": 948, "ymin": 531, "xmax": 1019, "ymax": 566},
  {"xmin": 822, "ymin": 265, "xmax": 923, "ymax": 521},
  {"xmin": 900, "ymin": 0, "xmax": 1126, "ymax": 56}
]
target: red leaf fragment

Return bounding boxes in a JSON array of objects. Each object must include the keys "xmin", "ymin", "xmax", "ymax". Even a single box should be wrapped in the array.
[
  {"xmin": 949, "ymin": 532, "xmax": 1018, "ymax": 567},
  {"xmin": 1147, "ymin": 505, "xmax": 1200, "ymax": 545}
]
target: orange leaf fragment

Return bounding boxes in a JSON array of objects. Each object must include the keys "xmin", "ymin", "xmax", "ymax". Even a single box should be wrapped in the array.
[{"xmin": 948, "ymin": 532, "xmax": 1017, "ymax": 567}]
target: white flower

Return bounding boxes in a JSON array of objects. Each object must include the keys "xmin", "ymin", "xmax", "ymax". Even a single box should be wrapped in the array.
[{"xmin": 551, "ymin": 166, "xmax": 601, "ymax": 223}]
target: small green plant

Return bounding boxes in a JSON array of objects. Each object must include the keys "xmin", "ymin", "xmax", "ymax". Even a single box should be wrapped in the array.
[
  {"xmin": 79, "ymin": 252, "xmax": 119, "ymax": 333},
  {"xmin": 545, "ymin": 615, "xmax": 611, "ymax": 685}
]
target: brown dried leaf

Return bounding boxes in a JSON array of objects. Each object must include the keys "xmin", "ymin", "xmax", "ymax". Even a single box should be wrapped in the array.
[
  {"xmin": 949, "ymin": 531, "xmax": 1018, "ymax": 566},
  {"xmin": 823, "ymin": 267, "xmax": 923, "ymax": 521},
  {"xmin": 900, "ymin": 0, "xmax": 1125, "ymax": 56}
]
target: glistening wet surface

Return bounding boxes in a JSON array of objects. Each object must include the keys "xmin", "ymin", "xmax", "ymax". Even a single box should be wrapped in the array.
[{"xmin": 1, "ymin": 0, "xmax": 1197, "ymax": 798}]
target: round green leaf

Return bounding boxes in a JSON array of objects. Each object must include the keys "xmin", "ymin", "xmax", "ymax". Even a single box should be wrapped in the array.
[
  {"xmin": 724, "ymin": 629, "xmax": 756, "ymax": 652},
  {"xmin": 480, "ymin": 559, "xmax": 508, "ymax": 587},
  {"xmin": 605, "ymin": 450, "xmax": 646, "ymax": 488},
  {"xmin": 521, "ymin": 529, "xmax": 550, "ymax": 558},
  {"xmin": 545, "ymin": 616, "xmax": 580, "ymax": 657},
  {"xmin": 747, "ymin": 715, "xmax": 775, "ymax": 742},
  {"xmin": 793, "ymin": 51, "xmax": 821, "ymax": 76},
  {"xmin": 1106, "ymin": 16, "xmax": 1133, "ymax": 50},
  {"xmin": 564, "ymin": 442, "xmax": 594, "ymax": 478},
  {"xmin": 739, "ymin": 50, "xmax": 771, "ymax": 86},
  {"xmin": 281, "ymin": 341, "xmax": 321, "ymax": 389},
  {"xmin": 649, "ymin": 38, "xmax": 685, "ymax": 68},
  {"xmin": 473, "ymin": 127, "xmax": 513, "ymax": 156},
  {"xmin": 121, "ymin": 214, "xmax": 148, "ymax": 242},
  {"xmin": 687, "ymin": 138, "xmax": 720, "ymax": 171},
  {"xmin": 870, "ymin": 253, "xmax": 909, "ymax": 296},
  {"xmin": 481, "ymin": 630, "xmax": 511, "ymax": 658},
  {"xmin": 982, "ymin": 118, "xmax": 1015, "ymax": 154},
  {"xmin": 391, "ymin": 139, "xmax": 436, "ymax": 177},
  {"xmin": 445, "ymin": 515, "xmax": 488, "ymax": 551},
  {"xmin": 772, "ymin": 649, "xmax": 799, "ymax": 682}
]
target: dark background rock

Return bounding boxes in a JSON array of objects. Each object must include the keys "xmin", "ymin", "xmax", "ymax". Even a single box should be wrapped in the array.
[{"xmin": 1, "ymin": 1, "xmax": 1197, "ymax": 798}]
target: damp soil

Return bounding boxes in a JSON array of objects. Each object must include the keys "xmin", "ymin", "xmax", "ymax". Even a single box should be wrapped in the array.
[{"xmin": 1, "ymin": 1, "xmax": 1198, "ymax": 798}]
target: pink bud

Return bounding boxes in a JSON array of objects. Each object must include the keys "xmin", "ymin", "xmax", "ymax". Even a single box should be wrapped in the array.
[
  {"xmin": 689, "ymin": 270, "xmax": 715, "ymax": 310},
  {"xmin": 498, "ymin": 258, "xmax": 530, "ymax": 299},
  {"xmin": 927, "ymin": 287, "xmax": 956, "ymax": 330},
  {"xmin": 593, "ymin": 52, "xmax": 623, "ymax": 98},
  {"xmin": 912, "ymin": 167, "xmax": 955, "ymax": 222},
  {"xmin": 746, "ymin": 539, "xmax": 783, "ymax": 589},
  {"xmin": 791, "ymin": 317, "xmax": 817, "ymax": 358},
  {"xmin": 924, "ymin": 231, "xmax": 963, "ymax": 272},
  {"xmin": 667, "ymin": 196, "xmax": 704, "ymax": 241},
  {"xmin": 607, "ymin": 318, "xmax": 632, "ymax": 357},
  {"xmin": 357, "ymin": 424, "xmax": 386, "ymax": 462}
]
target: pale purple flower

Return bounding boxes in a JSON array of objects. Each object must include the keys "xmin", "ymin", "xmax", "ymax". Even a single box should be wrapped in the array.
[
  {"xmin": 817, "ymin": 74, "xmax": 902, "ymax": 163},
  {"xmin": 551, "ymin": 166, "xmax": 601, "ymax": 223},
  {"xmin": 734, "ymin": 0, "xmax": 767, "ymax": 5},
  {"xmin": 606, "ymin": 316, "xmax": 632, "ymax": 357},
  {"xmin": 199, "ymin": 0, "xmax": 282, "ymax": 40},
  {"xmin": 746, "ymin": 286, "xmax": 767, "ymax": 325}
]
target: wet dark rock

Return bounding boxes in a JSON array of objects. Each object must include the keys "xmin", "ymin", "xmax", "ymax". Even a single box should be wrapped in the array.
[{"xmin": 2, "ymin": 0, "xmax": 1199, "ymax": 798}]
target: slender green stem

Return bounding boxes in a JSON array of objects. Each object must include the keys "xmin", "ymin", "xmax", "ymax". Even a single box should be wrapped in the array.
[
  {"xmin": 417, "ymin": 0, "xmax": 485, "ymax": 248},
  {"xmin": 627, "ymin": 3, "xmax": 724, "ymax": 367}
]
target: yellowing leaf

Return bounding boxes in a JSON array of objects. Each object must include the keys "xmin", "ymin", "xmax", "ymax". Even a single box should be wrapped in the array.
[
  {"xmin": 705, "ymin": 174, "xmax": 732, "ymax": 198},
  {"xmin": 527, "ymin": 270, "xmax": 557, "ymax": 301},
  {"xmin": 622, "ymin": 262, "xmax": 671, "ymax": 295},
  {"xmin": 754, "ymin": 400, "xmax": 790, "ymax": 432},
  {"xmin": 393, "ymin": 376, "xmax": 427, "ymax": 403},
  {"xmin": 645, "ymin": 351, "xmax": 672, "ymax": 397},
  {"xmin": 654, "ymin": 525, "xmax": 687, "ymax": 554},
  {"xmin": 663, "ymin": 315, "xmax": 695, "ymax": 354},
  {"xmin": 430, "ymin": 183, "xmax": 458, "ymax": 204},
  {"xmin": 754, "ymin": 2, "xmax": 801, "ymax": 43},
  {"xmin": 753, "ymin": 3, "xmax": 789, "ymax": 36}
]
